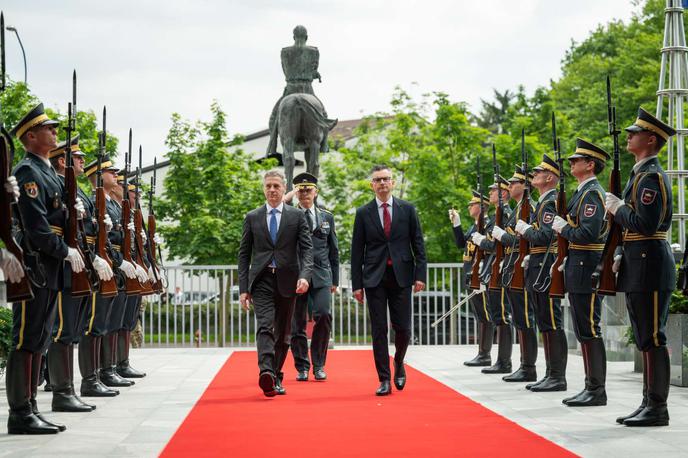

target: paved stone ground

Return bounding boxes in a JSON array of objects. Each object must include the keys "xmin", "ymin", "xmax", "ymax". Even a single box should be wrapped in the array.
[{"xmin": 0, "ymin": 345, "xmax": 685, "ymax": 457}]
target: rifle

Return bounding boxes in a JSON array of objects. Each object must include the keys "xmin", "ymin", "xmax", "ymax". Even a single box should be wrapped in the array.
[
  {"xmin": 550, "ymin": 134, "xmax": 568, "ymax": 298},
  {"xmin": 469, "ymin": 154, "xmax": 485, "ymax": 290},
  {"xmin": 507, "ymin": 129, "xmax": 529, "ymax": 290},
  {"xmin": 121, "ymin": 132, "xmax": 142, "ymax": 295},
  {"xmin": 147, "ymin": 157, "xmax": 165, "ymax": 293},
  {"xmin": 94, "ymin": 107, "xmax": 117, "ymax": 297},
  {"xmin": 488, "ymin": 144, "xmax": 504, "ymax": 290},
  {"xmin": 64, "ymin": 71, "xmax": 93, "ymax": 297},
  {"xmin": 133, "ymin": 148, "xmax": 154, "ymax": 295},
  {"xmin": 592, "ymin": 75, "xmax": 623, "ymax": 295}
]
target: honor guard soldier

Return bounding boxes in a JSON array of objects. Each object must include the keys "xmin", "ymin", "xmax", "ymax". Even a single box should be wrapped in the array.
[
  {"xmin": 515, "ymin": 155, "xmax": 568, "ymax": 392},
  {"xmin": 605, "ymin": 108, "xmax": 676, "ymax": 426},
  {"xmin": 46, "ymin": 135, "xmax": 114, "ymax": 411},
  {"xmin": 449, "ymin": 191, "xmax": 493, "ymax": 366},
  {"xmin": 288, "ymin": 172, "xmax": 339, "ymax": 381},
  {"xmin": 552, "ymin": 139, "xmax": 609, "ymax": 406},
  {"xmin": 6, "ymin": 104, "xmax": 85, "ymax": 434},
  {"xmin": 495, "ymin": 167, "xmax": 539, "ymax": 382},
  {"xmin": 471, "ymin": 176, "xmax": 513, "ymax": 374}
]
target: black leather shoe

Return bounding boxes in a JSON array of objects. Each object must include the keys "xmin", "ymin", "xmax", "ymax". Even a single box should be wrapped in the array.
[
  {"xmin": 81, "ymin": 377, "xmax": 119, "ymax": 397},
  {"xmin": 259, "ymin": 372, "xmax": 277, "ymax": 397},
  {"xmin": 502, "ymin": 366, "xmax": 537, "ymax": 382},
  {"xmin": 376, "ymin": 380, "xmax": 392, "ymax": 396},
  {"xmin": 564, "ymin": 387, "xmax": 607, "ymax": 407},
  {"xmin": 529, "ymin": 377, "xmax": 567, "ymax": 392},
  {"xmin": 616, "ymin": 404, "xmax": 646, "ymax": 424},
  {"xmin": 117, "ymin": 362, "xmax": 146, "ymax": 379},
  {"xmin": 463, "ymin": 354, "xmax": 492, "ymax": 367},
  {"xmin": 52, "ymin": 392, "xmax": 94, "ymax": 413},
  {"xmin": 296, "ymin": 371, "xmax": 309, "ymax": 381},
  {"xmin": 314, "ymin": 369, "xmax": 327, "ymax": 381},
  {"xmin": 44, "ymin": 384, "xmax": 53, "ymax": 392},
  {"xmin": 623, "ymin": 406, "xmax": 669, "ymax": 427},
  {"xmin": 393, "ymin": 362, "xmax": 406, "ymax": 390},
  {"xmin": 275, "ymin": 378, "xmax": 287, "ymax": 395},
  {"xmin": 7, "ymin": 412, "xmax": 60, "ymax": 435},
  {"xmin": 562, "ymin": 388, "xmax": 586, "ymax": 405},
  {"xmin": 32, "ymin": 411, "xmax": 66, "ymax": 432},
  {"xmin": 100, "ymin": 368, "xmax": 135, "ymax": 387},
  {"xmin": 481, "ymin": 360, "xmax": 512, "ymax": 374}
]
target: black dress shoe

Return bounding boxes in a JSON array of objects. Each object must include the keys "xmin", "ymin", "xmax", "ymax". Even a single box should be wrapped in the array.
[
  {"xmin": 616, "ymin": 404, "xmax": 646, "ymax": 424},
  {"xmin": 529, "ymin": 377, "xmax": 567, "ymax": 392},
  {"xmin": 7, "ymin": 412, "xmax": 60, "ymax": 435},
  {"xmin": 274, "ymin": 378, "xmax": 287, "ymax": 395},
  {"xmin": 52, "ymin": 392, "xmax": 94, "ymax": 413},
  {"xmin": 623, "ymin": 406, "xmax": 669, "ymax": 427},
  {"xmin": 463, "ymin": 354, "xmax": 491, "ymax": 367},
  {"xmin": 314, "ymin": 369, "xmax": 327, "ymax": 381},
  {"xmin": 81, "ymin": 377, "xmax": 119, "ymax": 397},
  {"xmin": 564, "ymin": 387, "xmax": 607, "ymax": 407},
  {"xmin": 296, "ymin": 371, "xmax": 309, "ymax": 381},
  {"xmin": 33, "ymin": 412, "xmax": 66, "ymax": 432},
  {"xmin": 393, "ymin": 362, "xmax": 406, "ymax": 391},
  {"xmin": 376, "ymin": 380, "xmax": 392, "ymax": 396},
  {"xmin": 100, "ymin": 368, "xmax": 135, "ymax": 387},
  {"xmin": 259, "ymin": 372, "xmax": 277, "ymax": 397}
]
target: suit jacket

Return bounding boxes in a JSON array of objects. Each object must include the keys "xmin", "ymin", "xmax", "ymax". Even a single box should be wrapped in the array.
[
  {"xmin": 350, "ymin": 197, "xmax": 427, "ymax": 290},
  {"xmin": 238, "ymin": 203, "xmax": 313, "ymax": 297}
]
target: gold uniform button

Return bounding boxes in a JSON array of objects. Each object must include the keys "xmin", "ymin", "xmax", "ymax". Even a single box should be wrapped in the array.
[
  {"xmin": 641, "ymin": 253, "xmax": 646, "ymax": 258},
  {"xmin": 579, "ymin": 261, "xmax": 583, "ymax": 265}
]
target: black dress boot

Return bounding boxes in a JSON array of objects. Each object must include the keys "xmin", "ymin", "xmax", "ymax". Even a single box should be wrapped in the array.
[
  {"xmin": 624, "ymin": 346, "xmax": 670, "ymax": 427},
  {"xmin": 69, "ymin": 344, "xmax": 95, "ymax": 410},
  {"xmin": 566, "ymin": 339, "xmax": 607, "ymax": 407},
  {"xmin": 482, "ymin": 324, "xmax": 513, "ymax": 374},
  {"xmin": 616, "ymin": 351, "xmax": 648, "ymax": 424},
  {"xmin": 464, "ymin": 322, "xmax": 493, "ymax": 366},
  {"xmin": 30, "ymin": 353, "xmax": 66, "ymax": 432},
  {"xmin": 563, "ymin": 341, "xmax": 589, "ymax": 404},
  {"xmin": 48, "ymin": 342, "xmax": 93, "ymax": 412},
  {"xmin": 393, "ymin": 360, "xmax": 406, "ymax": 390},
  {"xmin": 100, "ymin": 333, "xmax": 134, "ymax": 387},
  {"xmin": 504, "ymin": 328, "xmax": 538, "ymax": 382},
  {"xmin": 526, "ymin": 332, "xmax": 550, "ymax": 390},
  {"xmin": 376, "ymin": 380, "xmax": 391, "ymax": 396},
  {"xmin": 116, "ymin": 330, "xmax": 146, "ymax": 378},
  {"xmin": 274, "ymin": 372, "xmax": 286, "ymax": 395},
  {"xmin": 80, "ymin": 335, "xmax": 119, "ymax": 397},
  {"xmin": 530, "ymin": 330, "xmax": 567, "ymax": 392},
  {"xmin": 6, "ymin": 350, "xmax": 60, "ymax": 435}
]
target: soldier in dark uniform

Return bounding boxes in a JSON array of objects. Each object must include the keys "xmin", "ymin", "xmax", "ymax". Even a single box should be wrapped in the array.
[
  {"xmin": 6, "ymin": 104, "xmax": 86, "ymax": 434},
  {"xmin": 495, "ymin": 167, "xmax": 539, "ymax": 382},
  {"xmin": 449, "ymin": 191, "xmax": 493, "ymax": 366},
  {"xmin": 515, "ymin": 155, "xmax": 568, "ymax": 392},
  {"xmin": 606, "ymin": 108, "xmax": 676, "ymax": 427},
  {"xmin": 471, "ymin": 176, "xmax": 513, "ymax": 374},
  {"xmin": 552, "ymin": 139, "xmax": 609, "ymax": 406},
  {"xmin": 46, "ymin": 136, "xmax": 116, "ymax": 411},
  {"xmin": 288, "ymin": 173, "xmax": 339, "ymax": 381}
]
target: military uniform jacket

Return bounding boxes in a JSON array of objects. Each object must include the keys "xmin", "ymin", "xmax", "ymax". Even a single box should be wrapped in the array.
[
  {"xmin": 560, "ymin": 178, "xmax": 606, "ymax": 294},
  {"xmin": 479, "ymin": 204, "xmax": 512, "ymax": 272},
  {"xmin": 521, "ymin": 189, "xmax": 557, "ymax": 287},
  {"xmin": 13, "ymin": 153, "xmax": 69, "ymax": 290},
  {"xmin": 614, "ymin": 157, "xmax": 675, "ymax": 292},
  {"xmin": 302, "ymin": 206, "xmax": 339, "ymax": 289},
  {"xmin": 106, "ymin": 198, "xmax": 124, "ymax": 267},
  {"xmin": 453, "ymin": 222, "xmax": 477, "ymax": 287},
  {"xmin": 498, "ymin": 199, "xmax": 531, "ymax": 270}
]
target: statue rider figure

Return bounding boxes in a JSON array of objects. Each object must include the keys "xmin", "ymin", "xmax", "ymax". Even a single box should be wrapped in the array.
[{"xmin": 266, "ymin": 25, "xmax": 334, "ymax": 157}]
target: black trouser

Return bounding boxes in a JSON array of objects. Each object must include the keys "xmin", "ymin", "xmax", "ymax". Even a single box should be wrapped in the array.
[
  {"xmin": 291, "ymin": 285, "xmax": 332, "ymax": 372},
  {"xmin": 568, "ymin": 292, "xmax": 602, "ymax": 342},
  {"xmin": 105, "ymin": 293, "xmax": 128, "ymax": 334},
  {"xmin": 12, "ymin": 288, "xmax": 59, "ymax": 354},
  {"xmin": 529, "ymin": 289, "xmax": 563, "ymax": 332},
  {"xmin": 52, "ymin": 290, "xmax": 89, "ymax": 345},
  {"xmin": 83, "ymin": 293, "xmax": 117, "ymax": 337},
  {"xmin": 507, "ymin": 289, "xmax": 535, "ymax": 331},
  {"xmin": 469, "ymin": 291, "xmax": 490, "ymax": 324},
  {"xmin": 253, "ymin": 269, "xmax": 297, "ymax": 376},
  {"xmin": 365, "ymin": 265, "xmax": 412, "ymax": 382},
  {"xmin": 123, "ymin": 295, "xmax": 142, "ymax": 332},
  {"xmin": 626, "ymin": 291, "xmax": 671, "ymax": 351},
  {"xmin": 486, "ymin": 288, "xmax": 510, "ymax": 326}
]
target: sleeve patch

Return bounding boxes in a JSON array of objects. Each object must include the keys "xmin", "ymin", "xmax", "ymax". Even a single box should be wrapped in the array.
[
  {"xmin": 542, "ymin": 212, "xmax": 555, "ymax": 224},
  {"xmin": 23, "ymin": 182, "xmax": 38, "ymax": 198},
  {"xmin": 583, "ymin": 204, "xmax": 597, "ymax": 218},
  {"xmin": 640, "ymin": 188, "xmax": 657, "ymax": 205}
]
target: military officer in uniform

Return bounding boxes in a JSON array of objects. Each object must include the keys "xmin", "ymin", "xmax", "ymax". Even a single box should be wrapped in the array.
[
  {"xmin": 494, "ymin": 167, "xmax": 539, "ymax": 383},
  {"xmin": 46, "ymin": 136, "xmax": 115, "ymax": 411},
  {"xmin": 6, "ymin": 104, "xmax": 85, "ymax": 434},
  {"xmin": 449, "ymin": 191, "xmax": 493, "ymax": 366},
  {"xmin": 288, "ymin": 172, "xmax": 339, "ymax": 381},
  {"xmin": 515, "ymin": 155, "xmax": 568, "ymax": 392},
  {"xmin": 472, "ymin": 176, "xmax": 513, "ymax": 374},
  {"xmin": 552, "ymin": 139, "xmax": 609, "ymax": 406},
  {"xmin": 605, "ymin": 108, "xmax": 676, "ymax": 426}
]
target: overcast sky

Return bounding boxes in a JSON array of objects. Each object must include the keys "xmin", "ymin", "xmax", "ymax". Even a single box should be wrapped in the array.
[{"xmin": 3, "ymin": 0, "xmax": 637, "ymax": 168}]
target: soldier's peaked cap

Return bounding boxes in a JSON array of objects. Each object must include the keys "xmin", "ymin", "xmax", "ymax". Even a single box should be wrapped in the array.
[
  {"xmin": 625, "ymin": 107, "xmax": 676, "ymax": 140},
  {"xmin": 468, "ymin": 190, "xmax": 489, "ymax": 206},
  {"xmin": 532, "ymin": 154, "xmax": 560, "ymax": 177},
  {"xmin": 84, "ymin": 155, "xmax": 119, "ymax": 178},
  {"xmin": 10, "ymin": 103, "xmax": 59, "ymax": 139},
  {"xmin": 293, "ymin": 172, "xmax": 318, "ymax": 188},
  {"xmin": 568, "ymin": 138, "xmax": 610, "ymax": 162},
  {"xmin": 48, "ymin": 134, "xmax": 85, "ymax": 159}
]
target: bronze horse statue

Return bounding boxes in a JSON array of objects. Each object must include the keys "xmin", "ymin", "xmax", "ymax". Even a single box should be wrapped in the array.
[{"xmin": 277, "ymin": 93, "xmax": 337, "ymax": 190}]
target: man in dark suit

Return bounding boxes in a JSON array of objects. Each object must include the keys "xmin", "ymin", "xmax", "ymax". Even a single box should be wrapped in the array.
[
  {"xmin": 238, "ymin": 170, "xmax": 313, "ymax": 397},
  {"xmin": 351, "ymin": 164, "xmax": 427, "ymax": 396}
]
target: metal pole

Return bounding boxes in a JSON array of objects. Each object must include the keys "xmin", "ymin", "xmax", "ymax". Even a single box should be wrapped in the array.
[{"xmin": 5, "ymin": 26, "xmax": 26, "ymax": 84}]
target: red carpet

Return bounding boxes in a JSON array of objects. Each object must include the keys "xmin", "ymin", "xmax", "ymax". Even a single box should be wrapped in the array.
[{"xmin": 161, "ymin": 350, "xmax": 575, "ymax": 457}]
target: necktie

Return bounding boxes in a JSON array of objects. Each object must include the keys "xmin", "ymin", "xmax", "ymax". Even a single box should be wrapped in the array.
[
  {"xmin": 382, "ymin": 203, "xmax": 392, "ymax": 266},
  {"xmin": 306, "ymin": 208, "xmax": 314, "ymax": 231},
  {"xmin": 269, "ymin": 208, "xmax": 278, "ymax": 267}
]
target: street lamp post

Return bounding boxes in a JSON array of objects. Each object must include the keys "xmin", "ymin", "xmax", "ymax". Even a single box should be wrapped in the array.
[{"xmin": 5, "ymin": 26, "xmax": 26, "ymax": 84}]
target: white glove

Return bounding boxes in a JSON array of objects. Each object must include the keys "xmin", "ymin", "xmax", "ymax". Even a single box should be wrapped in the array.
[
  {"xmin": 491, "ymin": 226, "xmax": 506, "ymax": 241},
  {"xmin": 66, "ymin": 247, "xmax": 85, "ymax": 273},
  {"xmin": 0, "ymin": 248, "xmax": 25, "ymax": 283},
  {"xmin": 550, "ymin": 256, "xmax": 567, "ymax": 275},
  {"xmin": 92, "ymin": 255, "xmax": 114, "ymax": 281},
  {"xmin": 448, "ymin": 209, "xmax": 461, "ymax": 227},
  {"xmin": 147, "ymin": 265, "xmax": 157, "ymax": 282},
  {"xmin": 5, "ymin": 175, "xmax": 19, "ymax": 200},
  {"xmin": 119, "ymin": 259, "xmax": 137, "ymax": 279},
  {"xmin": 103, "ymin": 213, "xmax": 113, "ymax": 232},
  {"xmin": 515, "ymin": 219, "xmax": 531, "ymax": 235},
  {"xmin": 135, "ymin": 263, "xmax": 148, "ymax": 283},
  {"xmin": 612, "ymin": 254, "xmax": 622, "ymax": 273},
  {"xmin": 127, "ymin": 221, "xmax": 135, "ymax": 232},
  {"xmin": 75, "ymin": 197, "xmax": 86, "ymax": 219},
  {"xmin": 521, "ymin": 254, "xmax": 530, "ymax": 269},
  {"xmin": 153, "ymin": 233, "xmax": 164, "ymax": 245},
  {"xmin": 140, "ymin": 229, "xmax": 147, "ymax": 243},
  {"xmin": 552, "ymin": 215, "xmax": 568, "ymax": 234},
  {"xmin": 605, "ymin": 192, "xmax": 624, "ymax": 216},
  {"xmin": 471, "ymin": 232, "xmax": 485, "ymax": 246}
]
